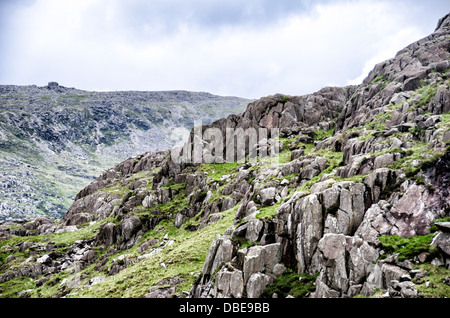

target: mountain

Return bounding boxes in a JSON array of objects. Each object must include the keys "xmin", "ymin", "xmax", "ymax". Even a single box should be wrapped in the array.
[
  {"xmin": 0, "ymin": 13, "xmax": 449, "ymax": 299},
  {"xmin": 0, "ymin": 84, "xmax": 250, "ymax": 221}
]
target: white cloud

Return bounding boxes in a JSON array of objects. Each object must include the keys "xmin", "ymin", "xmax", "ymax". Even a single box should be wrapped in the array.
[
  {"xmin": 1, "ymin": 0, "xmax": 447, "ymax": 98},
  {"xmin": 346, "ymin": 20, "xmax": 426, "ymax": 85}
]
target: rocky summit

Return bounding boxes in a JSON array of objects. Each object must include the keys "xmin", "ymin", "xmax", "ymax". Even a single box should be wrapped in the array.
[{"xmin": 0, "ymin": 13, "xmax": 449, "ymax": 299}]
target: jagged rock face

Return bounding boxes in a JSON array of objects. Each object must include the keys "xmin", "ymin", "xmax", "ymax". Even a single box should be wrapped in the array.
[
  {"xmin": 178, "ymin": 86, "xmax": 353, "ymax": 162},
  {"xmin": 239, "ymin": 87, "xmax": 351, "ymax": 130},
  {"xmin": 1, "ymin": 14, "xmax": 449, "ymax": 299}
]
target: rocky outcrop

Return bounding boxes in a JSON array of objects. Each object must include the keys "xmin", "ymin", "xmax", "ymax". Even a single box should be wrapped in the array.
[
  {"xmin": 177, "ymin": 87, "xmax": 353, "ymax": 162},
  {"xmin": 190, "ymin": 232, "xmax": 285, "ymax": 298}
]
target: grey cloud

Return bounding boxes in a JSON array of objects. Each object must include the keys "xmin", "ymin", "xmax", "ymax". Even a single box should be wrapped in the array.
[{"xmin": 114, "ymin": 0, "xmax": 316, "ymax": 35}]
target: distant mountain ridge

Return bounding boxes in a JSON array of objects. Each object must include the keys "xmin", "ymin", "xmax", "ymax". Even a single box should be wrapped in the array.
[{"xmin": 0, "ymin": 83, "xmax": 250, "ymax": 221}]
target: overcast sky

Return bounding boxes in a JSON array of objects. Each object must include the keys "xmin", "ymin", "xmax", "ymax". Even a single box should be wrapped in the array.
[{"xmin": 0, "ymin": 0, "xmax": 449, "ymax": 99}]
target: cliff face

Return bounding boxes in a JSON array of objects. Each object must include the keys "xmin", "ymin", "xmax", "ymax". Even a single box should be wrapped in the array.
[{"xmin": 0, "ymin": 14, "xmax": 449, "ymax": 299}]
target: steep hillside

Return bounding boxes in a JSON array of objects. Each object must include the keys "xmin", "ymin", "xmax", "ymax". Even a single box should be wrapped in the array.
[
  {"xmin": 0, "ymin": 84, "xmax": 250, "ymax": 221},
  {"xmin": 0, "ymin": 13, "xmax": 449, "ymax": 299}
]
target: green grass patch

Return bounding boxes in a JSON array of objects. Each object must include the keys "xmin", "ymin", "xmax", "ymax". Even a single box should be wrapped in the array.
[
  {"xmin": 32, "ymin": 269, "xmax": 77, "ymax": 298},
  {"xmin": 365, "ymin": 110, "xmax": 392, "ymax": 131},
  {"xmin": 430, "ymin": 217, "xmax": 450, "ymax": 232},
  {"xmin": 231, "ymin": 236, "xmax": 260, "ymax": 249},
  {"xmin": 370, "ymin": 74, "xmax": 388, "ymax": 85},
  {"xmin": 198, "ymin": 162, "xmax": 241, "ymax": 182},
  {"xmin": 437, "ymin": 112, "xmax": 450, "ymax": 133},
  {"xmin": 313, "ymin": 149, "xmax": 343, "ymax": 170},
  {"xmin": 292, "ymin": 150, "xmax": 344, "ymax": 193},
  {"xmin": 50, "ymin": 221, "xmax": 107, "ymax": 245},
  {"xmin": 149, "ymin": 191, "xmax": 188, "ymax": 217},
  {"xmin": 256, "ymin": 201, "xmax": 282, "ymax": 220},
  {"xmin": 262, "ymin": 269, "xmax": 318, "ymax": 298},
  {"xmin": 262, "ymin": 148, "xmax": 292, "ymax": 165},
  {"xmin": 161, "ymin": 181, "xmax": 186, "ymax": 192},
  {"xmin": 0, "ymin": 276, "xmax": 37, "ymax": 298},
  {"xmin": 412, "ymin": 83, "xmax": 440, "ymax": 111},
  {"xmin": 366, "ymin": 73, "xmax": 392, "ymax": 93},
  {"xmin": 413, "ymin": 263, "xmax": 450, "ymax": 298},
  {"xmin": 378, "ymin": 233, "xmax": 438, "ymax": 261},
  {"xmin": 388, "ymin": 140, "xmax": 445, "ymax": 178},
  {"xmin": 314, "ymin": 126, "xmax": 336, "ymax": 141}
]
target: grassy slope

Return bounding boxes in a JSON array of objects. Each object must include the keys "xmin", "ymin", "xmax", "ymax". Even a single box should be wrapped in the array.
[{"xmin": 68, "ymin": 206, "xmax": 238, "ymax": 298}]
